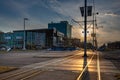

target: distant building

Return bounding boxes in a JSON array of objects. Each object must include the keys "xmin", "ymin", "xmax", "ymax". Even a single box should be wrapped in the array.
[
  {"xmin": 0, "ymin": 31, "xmax": 4, "ymax": 45},
  {"xmin": 63, "ymin": 38, "xmax": 81, "ymax": 47},
  {"xmin": 48, "ymin": 21, "xmax": 72, "ymax": 38},
  {"xmin": 3, "ymin": 32, "xmax": 14, "ymax": 47},
  {"xmin": 107, "ymin": 41, "xmax": 120, "ymax": 49},
  {"xmin": 1, "ymin": 29, "xmax": 64, "ymax": 49}
]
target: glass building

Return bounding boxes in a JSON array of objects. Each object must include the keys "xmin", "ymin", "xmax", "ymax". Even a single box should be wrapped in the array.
[
  {"xmin": 0, "ymin": 29, "xmax": 64, "ymax": 49},
  {"xmin": 48, "ymin": 21, "xmax": 72, "ymax": 38}
]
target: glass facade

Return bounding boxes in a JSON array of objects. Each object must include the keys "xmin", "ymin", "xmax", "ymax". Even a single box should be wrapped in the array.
[
  {"xmin": 0, "ymin": 29, "xmax": 64, "ymax": 49},
  {"xmin": 48, "ymin": 21, "xmax": 72, "ymax": 38}
]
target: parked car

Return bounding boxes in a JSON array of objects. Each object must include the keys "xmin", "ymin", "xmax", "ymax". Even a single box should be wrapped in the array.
[
  {"xmin": 0, "ymin": 46, "xmax": 12, "ymax": 51},
  {"xmin": 0, "ymin": 46, "xmax": 6, "ymax": 51}
]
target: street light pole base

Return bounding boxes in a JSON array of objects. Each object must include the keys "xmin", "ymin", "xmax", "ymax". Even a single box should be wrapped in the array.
[
  {"xmin": 22, "ymin": 48, "xmax": 26, "ymax": 50},
  {"xmin": 82, "ymin": 54, "xmax": 88, "ymax": 57}
]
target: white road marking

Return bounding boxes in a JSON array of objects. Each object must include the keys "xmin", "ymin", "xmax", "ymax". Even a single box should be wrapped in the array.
[
  {"xmin": 22, "ymin": 52, "xmax": 82, "ymax": 69},
  {"xmin": 97, "ymin": 52, "xmax": 101, "ymax": 80},
  {"xmin": 76, "ymin": 52, "xmax": 95, "ymax": 80}
]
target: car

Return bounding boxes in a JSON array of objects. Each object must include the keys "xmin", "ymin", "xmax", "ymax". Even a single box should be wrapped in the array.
[
  {"xmin": 7, "ymin": 47, "xmax": 12, "ymax": 52},
  {"xmin": 0, "ymin": 46, "xmax": 7, "ymax": 51},
  {"xmin": 0, "ymin": 46, "xmax": 12, "ymax": 51}
]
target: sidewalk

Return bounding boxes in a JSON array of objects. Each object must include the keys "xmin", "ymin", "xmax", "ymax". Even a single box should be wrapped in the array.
[{"xmin": 100, "ymin": 52, "xmax": 120, "ymax": 80}]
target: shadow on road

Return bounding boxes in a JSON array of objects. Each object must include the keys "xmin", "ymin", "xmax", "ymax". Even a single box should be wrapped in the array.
[{"xmin": 80, "ymin": 57, "xmax": 90, "ymax": 80}]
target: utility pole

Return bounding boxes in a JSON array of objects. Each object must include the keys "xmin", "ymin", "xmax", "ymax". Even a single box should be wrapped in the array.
[
  {"xmin": 92, "ymin": 0, "xmax": 95, "ymax": 51},
  {"xmin": 83, "ymin": 0, "xmax": 88, "ymax": 57},
  {"xmin": 92, "ymin": 14, "xmax": 95, "ymax": 51},
  {"xmin": 92, "ymin": 12, "xmax": 97, "ymax": 51},
  {"xmin": 94, "ymin": 15, "xmax": 98, "ymax": 49},
  {"xmin": 92, "ymin": 0, "xmax": 99, "ymax": 51}
]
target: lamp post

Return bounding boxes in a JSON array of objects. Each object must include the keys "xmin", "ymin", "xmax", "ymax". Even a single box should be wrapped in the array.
[
  {"xmin": 83, "ymin": 0, "xmax": 88, "ymax": 57},
  {"xmin": 23, "ymin": 18, "xmax": 28, "ymax": 50}
]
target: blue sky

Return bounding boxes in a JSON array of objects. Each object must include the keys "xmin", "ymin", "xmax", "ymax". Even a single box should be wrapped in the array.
[{"xmin": 0, "ymin": 0, "xmax": 120, "ymax": 45}]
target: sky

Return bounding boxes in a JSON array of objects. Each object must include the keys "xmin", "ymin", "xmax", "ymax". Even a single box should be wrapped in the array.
[{"xmin": 0, "ymin": 0, "xmax": 120, "ymax": 46}]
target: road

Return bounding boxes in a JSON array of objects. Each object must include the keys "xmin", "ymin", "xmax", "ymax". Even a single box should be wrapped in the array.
[{"xmin": 0, "ymin": 50, "xmax": 119, "ymax": 80}]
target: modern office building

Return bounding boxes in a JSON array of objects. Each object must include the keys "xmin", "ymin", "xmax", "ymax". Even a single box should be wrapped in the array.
[
  {"xmin": 0, "ymin": 29, "xmax": 64, "ymax": 49},
  {"xmin": 48, "ymin": 21, "xmax": 72, "ymax": 38},
  {"xmin": 3, "ymin": 32, "xmax": 14, "ymax": 48}
]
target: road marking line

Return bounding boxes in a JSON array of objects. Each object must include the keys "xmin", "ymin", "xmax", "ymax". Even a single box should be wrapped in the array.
[
  {"xmin": 0, "ymin": 69, "xmax": 33, "ymax": 80},
  {"xmin": 26, "ymin": 52, "xmax": 82, "ymax": 69},
  {"xmin": 97, "ymin": 52, "xmax": 101, "ymax": 80},
  {"xmin": 20, "ymin": 71, "xmax": 45, "ymax": 80},
  {"xmin": 76, "ymin": 52, "xmax": 95, "ymax": 80}
]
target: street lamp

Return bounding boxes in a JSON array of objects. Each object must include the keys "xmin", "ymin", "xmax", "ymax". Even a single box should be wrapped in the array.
[
  {"xmin": 80, "ymin": 0, "xmax": 92, "ymax": 57},
  {"xmin": 23, "ymin": 18, "xmax": 28, "ymax": 50},
  {"xmin": 83, "ymin": 0, "xmax": 88, "ymax": 57}
]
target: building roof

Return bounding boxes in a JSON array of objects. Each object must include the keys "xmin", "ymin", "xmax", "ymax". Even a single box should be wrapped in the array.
[{"xmin": 13, "ymin": 28, "xmax": 53, "ymax": 32}]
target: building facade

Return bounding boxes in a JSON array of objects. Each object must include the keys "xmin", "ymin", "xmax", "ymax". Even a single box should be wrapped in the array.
[
  {"xmin": 0, "ymin": 32, "xmax": 4, "ymax": 46},
  {"xmin": 0, "ymin": 29, "xmax": 64, "ymax": 49},
  {"xmin": 48, "ymin": 21, "xmax": 72, "ymax": 38}
]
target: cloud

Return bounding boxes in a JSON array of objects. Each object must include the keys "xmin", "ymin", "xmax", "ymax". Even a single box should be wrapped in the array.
[
  {"xmin": 104, "ymin": 12, "xmax": 120, "ymax": 17},
  {"xmin": 97, "ymin": 28, "xmax": 120, "ymax": 46},
  {"xmin": 41, "ymin": 0, "xmax": 83, "ymax": 21},
  {"xmin": 0, "ymin": 0, "xmax": 52, "ymax": 32},
  {"xmin": 0, "ymin": 16, "xmax": 48, "ymax": 33},
  {"xmin": 0, "ymin": 0, "xmax": 120, "ymax": 45}
]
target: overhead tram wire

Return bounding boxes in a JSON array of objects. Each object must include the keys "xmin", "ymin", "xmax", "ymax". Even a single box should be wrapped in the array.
[
  {"xmin": 42, "ymin": 1, "xmax": 65, "ymax": 21},
  {"xmin": 47, "ymin": 1, "xmax": 86, "ymax": 39},
  {"xmin": 70, "ymin": 19, "xmax": 83, "ymax": 38},
  {"xmin": 51, "ymin": 1, "xmax": 75, "ymax": 22},
  {"xmin": 72, "ymin": 27, "xmax": 82, "ymax": 38},
  {"xmin": 45, "ymin": 1, "xmax": 83, "ymax": 39},
  {"xmin": 51, "ymin": 0, "xmax": 90, "ymax": 34},
  {"xmin": 72, "ymin": 19, "xmax": 84, "ymax": 29}
]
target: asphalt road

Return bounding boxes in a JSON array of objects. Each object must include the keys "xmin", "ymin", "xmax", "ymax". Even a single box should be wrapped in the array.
[
  {"xmin": 0, "ymin": 50, "xmax": 119, "ymax": 80},
  {"xmin": 0, "ymin": 50, "xmax": 56, "ymax": 67}
]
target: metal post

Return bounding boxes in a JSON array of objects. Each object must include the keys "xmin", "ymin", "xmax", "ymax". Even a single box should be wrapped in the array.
[
  {"xmin": 92, "ymin": 13, "xmax": 95, "ymax": 51},
  {"xmin": 23, "ymin": 18, "xmax": 28, "ymax": 50},
  {"xmin": 23, "ymin": 18, "xmax": 26, "ymax": 50},
  {"xmin": 31, "ymin": 32, "xmax": 32, "ymax": 49},
  {"xmin": 92, "ymin": 0, "xmax": 95, "ymax": 52},
  {"xmin": 84, "ymin": 0, "xmax": 88, "ymax": 57}
]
